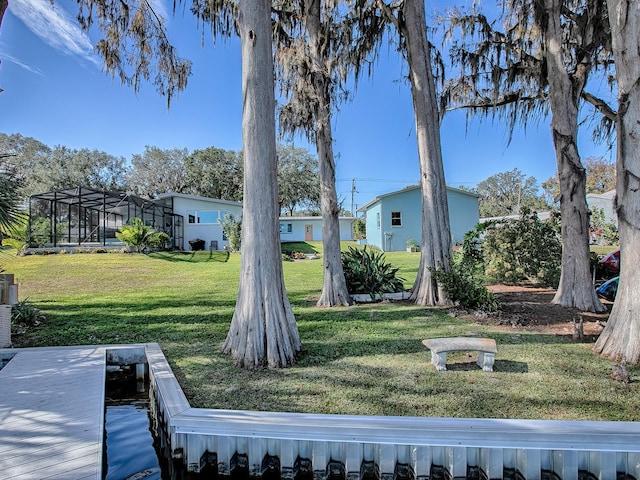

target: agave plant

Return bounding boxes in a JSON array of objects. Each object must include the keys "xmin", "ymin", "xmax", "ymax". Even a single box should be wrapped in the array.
[{"xmin": 341, "ymin": 246, "xmax": 405, "ymax": 301}]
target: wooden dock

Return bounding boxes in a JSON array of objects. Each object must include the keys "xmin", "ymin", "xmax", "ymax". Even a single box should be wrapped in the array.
[{"xmin": 0, "ymin": 346, "xmax": 106, "ymax": 480}]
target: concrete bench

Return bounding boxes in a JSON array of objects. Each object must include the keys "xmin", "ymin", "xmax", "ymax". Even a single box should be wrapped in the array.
[{"xmin": 422, "ymin": 337, "xmax": 497, "ymax": 372}]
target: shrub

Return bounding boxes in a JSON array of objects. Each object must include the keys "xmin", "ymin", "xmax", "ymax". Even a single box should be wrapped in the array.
[
  {"xmin": 481, "ymin": 208, "xmax": 562, "ymax": 287},
  {"xmin": 341, "ymin": 246, "xmax": 405, "ymax": 301},
  {"xmin": 461, "ymin": 223, "xmax": 489, "ymax": 268},
  {"xmin": 28, "ymin": 216, "xmax": 51, "ymax": 247},
  {"xmin": 148, "ymin": 232, "xmax": 170, "ymax": 249},
  {"xmin": 220, "ymin": 214, "xmax": 241, "ymax": 252},
  {"xmin": 406, "ymin": 238, "xmax": 419, "ymax": 250},
  {"xmin": 282, "ymin": 253, "xmax": 293, "ymax": 262},
  {"xmin": 432, "ymin": 256, "xmax": 499, "ymax": 312},
  {"xmin": 11, "ymin": 299, "xmax": 46, "ymax": 334},
  {"xmin": 602, "ymin": 223, "xmax": 619, "ymax": 246},
  {"xmin": 115, "ymin": 218, "xmax": 168, "ymax": 253},
  {"xmin": 353, "ymin": 218, "xmax": 366, "ymax": 240},
  {"xmin": 590, "ymin": 207, "xmax": 619, "ymax": 245},
  {"xmin": 1, "ymin": 237, "xmax": 25, "ymax": 251}
]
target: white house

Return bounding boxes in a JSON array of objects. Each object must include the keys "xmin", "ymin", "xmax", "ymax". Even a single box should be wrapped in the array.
[
  {"xmin": 586, "ymin": 190, "xmax": 617, "ymax": 225},
  {"xmin": 357, "ymin": 185, "xmax": 480, "ymax": 252},
  {"xmin": 279, "ymin": 216, "xmax": 355, "ymax": 243},
  {"xmin": 159, "ymin": 193, "xmax": 355, "ymax": 249},
  {"xmin": 157, "ymin": 193, "xmax": 243, "ymax": 251}
]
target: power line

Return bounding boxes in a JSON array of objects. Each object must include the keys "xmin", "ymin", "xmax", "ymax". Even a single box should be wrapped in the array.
[{"xmin": 336, "ymin": 177, "xmax": 415, "ymax": 183}]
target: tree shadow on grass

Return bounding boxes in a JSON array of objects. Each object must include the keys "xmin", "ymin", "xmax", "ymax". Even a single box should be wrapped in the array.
[
  {"xmin": 443, "ymin": 359, "xmax": 529, "ymax": 373},
  {"xmin": 281, "ymin": 242, "xmax": 319, "ymax": 255},
  {"xmin": 148, "ymin": 251, "xmax": 230, "ymax": 263},
  {"xmin": 38, "ymin": 296, "xmax": 236, "ymax": 321}
]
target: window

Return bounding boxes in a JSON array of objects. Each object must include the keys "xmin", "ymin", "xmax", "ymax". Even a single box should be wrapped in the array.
[
  {"xmin": 280, "ymin": 223, "xmax": 293, "ymax": 234},
  {"xmin": 376, "ymin": 212, "xmax": 381, "ymax": 229},
  {"xmin": 391, "ymin": 211, "xmax": 402, "ymax": 227},
  {"xmin": 187, "ymin": 210, "xmax": 228, "ymax": 224}
]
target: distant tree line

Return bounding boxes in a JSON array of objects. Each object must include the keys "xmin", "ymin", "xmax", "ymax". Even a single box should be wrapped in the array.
[
  {"xmin": 460, "ymin": 162, "xmax": 615, "ymax": 219},
  {"xmin": 0, "ymin": 133, "xmax": 321, "ymax": 216}
]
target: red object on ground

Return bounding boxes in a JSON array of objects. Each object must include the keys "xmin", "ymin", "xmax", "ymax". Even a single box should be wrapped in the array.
[{"xmin": 600, "ymin": 249, "xmax": 620, "ymax": 273}]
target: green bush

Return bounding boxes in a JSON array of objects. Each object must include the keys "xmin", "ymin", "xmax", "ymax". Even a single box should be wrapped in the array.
[
  {"xmin": 432, "ymin": 256, "xmax": 499, "ymax": 312},
  {"xmin": 590, "ymin": 207, "xmax": 619, "ymax": 245},
  {"xmin": 11, "ymin": 299, "xmax": 46, "ymax": 334},
  {"xmin": 341, "ymin": 246, "xmax": 405, "ymax": 300},
  {"xmin": 116, "ymin": 218, "xmax": 168, "ymax": 253},
  {"xmin": 461, "ymin": 223, "xmax": 488, "ymax": 268},
  {"xmin": 219, "ymin": 214, "xmax": 241, "ymax": 252},
  {"xmin": 481, "ymin": 208, "xmax": 562, "ymax": 287},
  {"xmin": 147, "ymin": 232, "xmax": 170, "ymax": 249},
  {"xmin": 353, "ymin": 218, "xmax": 366, "ymax": 240},
  {"xmin": 282, "ymin": 252, "xmax": 293, "ymax": 262},
  {"xmin": 29, "ymin": 216, "xmax": 51, "ymax": 247}
]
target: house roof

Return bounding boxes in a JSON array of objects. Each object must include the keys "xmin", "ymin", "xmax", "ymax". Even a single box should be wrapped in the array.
[
  {"xmin": 357, "ymin": 184, "xmax": 481, "ymax": 213},
  {"xmin": 29, "ymin": 186, "xmax": 170, "ymax": 217},
  {"xmin": 586, "ymin": 189, "xmax": 616, "ymax": 200},
  {"xmin": 157, "ymin": 192, "xmax": 242, "ymax": 207}
]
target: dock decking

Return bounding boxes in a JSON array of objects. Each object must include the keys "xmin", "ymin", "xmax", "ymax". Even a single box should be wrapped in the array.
[{"xmin": 0, "ymin": 346, "xmax": 106, "ymax": 480}]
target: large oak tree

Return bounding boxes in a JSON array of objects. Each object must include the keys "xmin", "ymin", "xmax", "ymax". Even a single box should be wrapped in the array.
[{"xmin": 475, "ymin": 168, "xmax": 548, "ymax": 218}]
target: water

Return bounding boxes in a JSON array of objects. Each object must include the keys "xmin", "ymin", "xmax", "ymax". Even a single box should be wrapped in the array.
[{"xmin": 103, "ymin": 368, "xmax": 167, "ymax": 480}]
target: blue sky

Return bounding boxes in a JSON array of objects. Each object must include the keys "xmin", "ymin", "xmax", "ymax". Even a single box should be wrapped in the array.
[{"xmin": 0, "ymin": 0, "xmax": 614, "ymax": 210}]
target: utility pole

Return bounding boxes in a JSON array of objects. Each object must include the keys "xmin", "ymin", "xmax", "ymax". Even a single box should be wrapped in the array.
[{"xmin": 350, "ymin": 178, "xmax": 356, "ymax": 216}]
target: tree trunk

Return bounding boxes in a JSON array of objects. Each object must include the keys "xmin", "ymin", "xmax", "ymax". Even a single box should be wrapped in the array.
[
  {"xmin": 0, "ymin": 0, "xmax": 7, "ymax": 29},
  {"xmin": 306, "ymin": 0, "xmax": 353, "ymax": 307},
  {"xmin": 400, "ymin": 0, "xmax": 452, "ymax": 306},
  {"xmin": 223, "ymin": 0, "xmax": 301, "ymax": 369},
  {"xmin": 543, "ymin": 0, "xmax": 605, "ymax": 312},
  {"xmin": 595, "ymin": 0, "xmax": 640, "ymax": 362}
]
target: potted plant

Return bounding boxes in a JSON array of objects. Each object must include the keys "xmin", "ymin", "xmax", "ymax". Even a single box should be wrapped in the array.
[{"xmin": 406, "ymin": 239, "xmax": 420, "ymax": 252}]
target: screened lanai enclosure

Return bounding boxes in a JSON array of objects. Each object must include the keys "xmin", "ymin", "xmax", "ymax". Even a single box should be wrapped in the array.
[{"xmin": 28, "ymin": 187, "xmax": 183, "ymax": 249}]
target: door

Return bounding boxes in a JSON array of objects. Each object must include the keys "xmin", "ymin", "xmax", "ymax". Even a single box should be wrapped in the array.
[{"xmin": 304, "ymin": 224, "xmax": 313, "ymax": 241}]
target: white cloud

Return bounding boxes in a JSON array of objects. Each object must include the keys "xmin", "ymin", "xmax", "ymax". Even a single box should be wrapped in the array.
[
  {"xmin": 9, "ymin": 0, "xmax": 101, "ymax": 66},
  {"xmin": 0, "ymin": 51, "xmax": 45, "ymax": 75}
]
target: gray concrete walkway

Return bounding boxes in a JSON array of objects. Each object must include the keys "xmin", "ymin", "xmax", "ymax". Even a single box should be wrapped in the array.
[{"xmin": 0, "ymin": 346, "xmax": 106, "ymax": 480}]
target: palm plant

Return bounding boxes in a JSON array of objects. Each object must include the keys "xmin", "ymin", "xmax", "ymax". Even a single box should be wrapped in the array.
[
  {"xmin": 0, "ymin": 171, "xmax": 24, "ymax": 239},
  {"xmin": 115, "ymin": 218, "xmax": 169, "ymax": 253}
]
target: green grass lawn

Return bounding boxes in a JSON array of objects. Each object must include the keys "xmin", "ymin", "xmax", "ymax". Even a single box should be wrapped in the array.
[
  {"xmin": 1, "ymin": 243, "xmax": 637, "ymax": 421},
  {"xmin": 590, "ymin": 245, "xmax": 619, "ymax": 256}
]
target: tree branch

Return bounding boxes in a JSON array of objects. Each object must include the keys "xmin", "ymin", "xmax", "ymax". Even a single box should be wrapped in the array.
[
  {"xmin": 581, "ymin": 90, "xmax": 617, "ymax": 121},
  {"xmin": 376, "ymin": 0, "xmax": 400, "ymax": 31},
  {"xmin": 445, "ymin": 93, "xmax": 544, "ymax": 112}
]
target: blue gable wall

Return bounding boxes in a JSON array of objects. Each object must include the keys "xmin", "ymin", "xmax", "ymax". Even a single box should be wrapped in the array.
[{"xmin": 362, "ymin": 186, "xmax": 479, "ymax": 251}]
